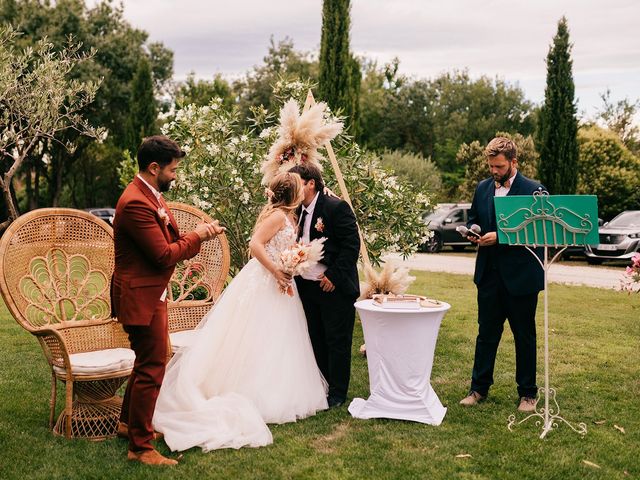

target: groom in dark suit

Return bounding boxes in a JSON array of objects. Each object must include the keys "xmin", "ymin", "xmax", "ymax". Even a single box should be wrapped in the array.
[
  {"xmin": 289, "ymin": 163, "xmax": 360, "ymax": 408},
  {"xmin": 459, "ymin": 137, "xmax": 545, "ymax": 413}
]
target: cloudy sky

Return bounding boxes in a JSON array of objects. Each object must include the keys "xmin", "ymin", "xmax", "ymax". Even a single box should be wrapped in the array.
[{"xmin": 106, "ymin": 0, "xmax": 639, "ymax": 119}]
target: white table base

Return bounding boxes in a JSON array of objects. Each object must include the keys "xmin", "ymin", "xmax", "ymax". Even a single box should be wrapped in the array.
[{"xmin": 348, "ymin": 300, "xmax": 450, "ymax": 425}]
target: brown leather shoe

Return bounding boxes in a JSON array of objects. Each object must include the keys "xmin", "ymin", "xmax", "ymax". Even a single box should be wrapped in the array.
[
  {"xmin": 459, "ymin": 390, "xmax": 486, "ymax": 406},
  {"xmin": 127, "ymin": 449, "xmax": 178, "ymax": 466},
  {"xmin": 117, "ymin": 422, "xmax": 164, "ymax": 441},
  {"xmin": 518, "ymin": 396, "xmax": 537, "ymax": 413}
]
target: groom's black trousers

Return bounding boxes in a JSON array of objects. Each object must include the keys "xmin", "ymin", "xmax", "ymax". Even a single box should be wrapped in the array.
[{"xmin": 295, "ymin": 278, "xmax": 356, "ymax": 401}]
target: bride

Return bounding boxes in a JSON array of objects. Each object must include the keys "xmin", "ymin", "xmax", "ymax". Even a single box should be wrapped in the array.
[{"xmin": 153, "ymin": 171, "xmax": 328, "ymax": 452}]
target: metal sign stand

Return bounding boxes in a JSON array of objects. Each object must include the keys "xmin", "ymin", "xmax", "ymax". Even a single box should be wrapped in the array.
[{"xmin": 494, "ymin": 190, "xmax": 598, "ymax": 439}]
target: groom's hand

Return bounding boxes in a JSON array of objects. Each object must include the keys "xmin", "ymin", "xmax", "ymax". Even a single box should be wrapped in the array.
[{"xmin": 318, "ymin": 274, "xmax": 335, "ymax": 292}]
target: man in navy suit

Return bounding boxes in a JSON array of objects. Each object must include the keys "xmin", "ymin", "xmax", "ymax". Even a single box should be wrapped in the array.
[
  {"xmin": 289, "ymin": 163, "xmax": 360, "ymax": 408},
  {"xmin": 459, "ymin": 137, "xmax": 544, "ymax": 413}
]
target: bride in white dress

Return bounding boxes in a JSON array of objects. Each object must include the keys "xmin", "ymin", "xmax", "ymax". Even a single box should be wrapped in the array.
[{"xmin": 153, "ymin": 171, "xmax": 328, "ymax": 452}]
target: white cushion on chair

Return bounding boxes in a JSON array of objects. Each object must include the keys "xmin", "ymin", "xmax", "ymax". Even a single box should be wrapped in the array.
[
  {"xmin": 53, "ymin": 348, "xmax": 135, "ymax": 376},
  {"xmin": 170, "ymin": 330, "xmax": 198, "ymax": 353}
]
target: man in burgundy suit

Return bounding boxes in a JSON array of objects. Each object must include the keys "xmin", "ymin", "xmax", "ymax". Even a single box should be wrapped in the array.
[{"xmin": 111, "ymin": 136, "xmax": 223, "ymax": 466}]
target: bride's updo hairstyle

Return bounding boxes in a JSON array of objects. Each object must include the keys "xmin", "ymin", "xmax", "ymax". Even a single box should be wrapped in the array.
[{"xmin": 253, "ymin": 172, "xmax": 304, "ymax": 231}]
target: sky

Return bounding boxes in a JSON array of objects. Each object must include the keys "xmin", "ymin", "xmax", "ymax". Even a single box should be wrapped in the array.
[{"xmin": 101, "ymin": 0, "xmax": 640, "ymax": 120}]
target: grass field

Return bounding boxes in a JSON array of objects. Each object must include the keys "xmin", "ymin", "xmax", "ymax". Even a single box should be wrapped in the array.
[{"xmin": 0, "ymin": 271, "xmax": 638, "ymax": 479}]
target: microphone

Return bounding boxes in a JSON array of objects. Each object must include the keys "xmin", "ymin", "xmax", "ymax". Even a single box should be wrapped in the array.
[{"xmin": 456, "ymin": 225, "xmax": 481, "ymax": 239}]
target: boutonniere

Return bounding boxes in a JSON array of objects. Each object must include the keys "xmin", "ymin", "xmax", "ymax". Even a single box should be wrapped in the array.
[
  {"xmin": 314, "ymin": 217, "xmax": 325, "ymax": 233},
  {"xmin": 157, "ymin": 207, "xmax": 170, "ymax": 226}
]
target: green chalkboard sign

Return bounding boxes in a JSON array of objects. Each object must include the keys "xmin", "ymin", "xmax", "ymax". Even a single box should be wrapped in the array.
[{"xmin": 494, "ymin": 193, "xmax": 599, "ymax": 247}]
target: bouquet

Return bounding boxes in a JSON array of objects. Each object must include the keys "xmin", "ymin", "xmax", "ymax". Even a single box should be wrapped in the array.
[
  {"xmin": 279, "ymin": 238, "xmax": 326, "ymax": 295},
  {"xmin": 621, "ymin": 252, "xmax": 640, "ymax": 294}
]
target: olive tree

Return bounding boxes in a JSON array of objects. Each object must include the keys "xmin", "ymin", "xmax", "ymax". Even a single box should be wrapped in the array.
[{"xmin": 0, "ymin": 27, "xmax": 104, "ymax": 231}]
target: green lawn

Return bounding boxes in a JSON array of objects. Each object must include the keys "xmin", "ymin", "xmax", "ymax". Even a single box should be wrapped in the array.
[{"xmin": 0, "ymin": 271, "xmax": 638, "ymax": 480}]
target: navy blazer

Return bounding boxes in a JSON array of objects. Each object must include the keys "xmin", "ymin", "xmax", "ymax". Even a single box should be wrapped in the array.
[
  {"xmin": 468, "ymin": 171, "xmax": 545, "ymax": 296},
  {"xmin": 297, "ymin": 191, "xmax": 360, "ymax": 299}
]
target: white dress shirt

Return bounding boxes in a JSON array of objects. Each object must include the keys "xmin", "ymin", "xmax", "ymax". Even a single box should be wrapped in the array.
[
  {"xmin": 298, "ymin": 192, "xmax": 327, "ymax": 281},
  {"xmin": 136, "ymin": 174, "xmax": 168, "ymax": 302}
]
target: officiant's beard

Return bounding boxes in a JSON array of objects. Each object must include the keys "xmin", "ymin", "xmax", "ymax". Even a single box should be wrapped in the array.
[{"xmin": 493, "ymin": 164, "xmax": 513, "ymax": 186}]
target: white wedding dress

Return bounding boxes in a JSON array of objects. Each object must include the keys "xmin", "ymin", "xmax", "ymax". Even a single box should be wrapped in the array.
[{"xmin": 153, "ymin": 218, "xmax": 328, "ymax": 452}]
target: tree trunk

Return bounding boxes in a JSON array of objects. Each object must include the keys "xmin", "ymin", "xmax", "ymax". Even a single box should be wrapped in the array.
[
  {"xmin": 0, "ymin": 174, "xmax": 20, "ymax": 233},
  {"xmin": 25, "ymin": 163, "xmax": 34, "ymax": 210},
  {"xmin": 52, "ymin": 163, "xmax": 63, "ymax": 207},
  {"xmin": 34, "ymin": 165, "xmax": 40, "ymax": 209}
]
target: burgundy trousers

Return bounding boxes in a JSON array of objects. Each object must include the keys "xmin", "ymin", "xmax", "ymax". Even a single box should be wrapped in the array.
[{"xmin": 120, "ymin": 300, "xmax": 168, "ymax": 452}]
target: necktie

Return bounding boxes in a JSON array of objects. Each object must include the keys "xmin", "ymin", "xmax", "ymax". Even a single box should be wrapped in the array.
[
  {"xmin": 297, "ymin": 209, "xmax": 308, "ymax": 241},
  {"xmin": 495, "ymin": 179, "xmax": 511, "ymax": 189}
]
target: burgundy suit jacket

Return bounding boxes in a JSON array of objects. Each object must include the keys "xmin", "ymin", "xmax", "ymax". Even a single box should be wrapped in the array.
[{"xmin": 111, "ymin": 176, "xmax": 202, "ymax": 326}]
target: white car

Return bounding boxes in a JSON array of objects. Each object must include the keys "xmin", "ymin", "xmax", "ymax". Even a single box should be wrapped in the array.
[{"xmin": 585, "ymin": 210, "xmax": 640, "ymax": 264}]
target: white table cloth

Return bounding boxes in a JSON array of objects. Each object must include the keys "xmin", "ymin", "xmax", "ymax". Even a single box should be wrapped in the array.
[{"xmin": 348, "ymin": 299, "xmax": 450, "ymax": 425}]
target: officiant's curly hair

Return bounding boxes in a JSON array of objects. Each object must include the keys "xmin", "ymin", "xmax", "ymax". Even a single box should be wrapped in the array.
[{"xmin": 253, "ymin": 172, "xmax": 304, "ymax": 231}]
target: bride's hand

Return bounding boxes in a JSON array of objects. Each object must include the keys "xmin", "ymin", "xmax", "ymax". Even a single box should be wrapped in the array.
[
  {"xmin": 323, "ymin": 186, "xmax": 339, "ymax": 198},
  {"xmin": 272, "ymin": 268, "xmax": 292, "ymax": 287}
]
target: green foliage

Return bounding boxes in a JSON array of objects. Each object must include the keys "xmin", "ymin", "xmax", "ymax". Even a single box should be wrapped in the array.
[
  {"xmin": 378, "ymin": 150, "xmax": 443, "ymax": 200},
  {"xmin": 175, "ymin": 72, "xmax": 235, "ymax": 109},
  {"xmin": 319, "ymin": 0, "xmax": 360, "ymax": 134},
  {"xmin": 0, "ymin": 25, "xmax": 104, "ymax": 228},
  {"xmin": 577, "ymin": 125, "xmax": 640, "ymax": 219},
  {"xmin": 1, "ymin": 0, "xmax": 173, "ymax": 210},
  {"xmin": 358, "ymin": 66, "xmax": 536, "ymax": 195},
  {"xmin": 596, "ymin": 89, "xmax": 640, "ymax": 155},
  {"xmin": 456, "ymin": 132, "xmax": 539, "ymax": 201},
  {"xmin": 130, "ymin": 57, "xmax": 158, "ymax": 148},
  {"xmin": 537, "ymin": 16, "xmax": 579, "ymax": 195},
  {"xmin": 233, "ymin": 37, "xmax": 318, "ymax": 126},
  {"xmin": 143, "ymin": 83, "xmax": 430, "ymax": 274},
  {"xmin": 117, "ymin": 150, "xmax": 138, "ymax": 190}
]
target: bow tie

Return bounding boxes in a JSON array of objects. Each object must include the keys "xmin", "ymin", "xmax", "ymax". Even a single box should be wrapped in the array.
[{"xmin": 495, "ymin": 179, "xmax": 511, "ymax": 189}]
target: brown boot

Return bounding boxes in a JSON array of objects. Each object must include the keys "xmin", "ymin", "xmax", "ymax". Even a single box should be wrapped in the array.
[
  {"xmin": 127, "ymin": 449, "xmax": 178, "ymax": 466},
  {"xmin": 459, "ymin": 390, "xmax": 486, "ymax": 406},
  {"xmin": 117, "ymin": 422, "xmax": 164, "ymax": 441},
  {"xmin": 518, "ymin": 396, "xmax": 537, "ymax": 413}
]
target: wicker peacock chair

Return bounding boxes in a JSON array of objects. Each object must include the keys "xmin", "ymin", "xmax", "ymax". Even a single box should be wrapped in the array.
[
  {"xmin": 166, "ymin": 202, "xmax": 230, "ymax": 352},
  {"xmin": 0, "ymin": 208, "xmax": 133, "ymax": 440}
]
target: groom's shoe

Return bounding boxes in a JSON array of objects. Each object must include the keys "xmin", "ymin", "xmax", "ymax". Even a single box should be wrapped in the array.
[
  {"xmin": 117, "ymin": 422, "xmax": 164, "ymax": 441},
  {"xmin": 328, "ymin": 396, "xmax": 346, "ymax": 408},
  {"xmin": 127, "ymin": 449, "xmax": 178, "ymax": 466}
]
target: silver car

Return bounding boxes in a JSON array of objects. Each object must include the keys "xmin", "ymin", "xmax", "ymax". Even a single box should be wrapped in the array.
[{"xmin": 585, "ymin": 210, "xmax": 640, "ymax": 264}]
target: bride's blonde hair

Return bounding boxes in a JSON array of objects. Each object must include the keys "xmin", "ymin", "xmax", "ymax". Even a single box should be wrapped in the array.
[{"xmin": 253, "ymin": 171, "xmax": 304, "ymax": 232}]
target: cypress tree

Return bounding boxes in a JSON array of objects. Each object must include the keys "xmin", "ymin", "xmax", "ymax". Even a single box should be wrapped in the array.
[
  {"xmin": 130, "ymin": 57, "xmax": 157, "ymax": 149},
  {"xmin": 537, "ymin": 16, "xmax": 579, "ymax": 194},
  {"xmin": 319, "ymin": 0, "xmax": 360, "ymax": 135}
]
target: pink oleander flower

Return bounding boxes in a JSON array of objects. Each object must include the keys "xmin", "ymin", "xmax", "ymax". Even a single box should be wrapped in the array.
[
  {"xmin": 279, "ymin": 238, "xmax": 326, "ymax": 296},
  {"xmin": 621, "ymin": 252, "xmax": 640, "ymax": 294}
]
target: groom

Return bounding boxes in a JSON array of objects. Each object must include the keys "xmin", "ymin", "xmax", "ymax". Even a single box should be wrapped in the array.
[
  {"xmin": 289, "ymin": 163, "xmax": 360, "ymax": 408},
  {"xmin": 112, "ymin": 135, "xmax": 223, "ymax": 465}
]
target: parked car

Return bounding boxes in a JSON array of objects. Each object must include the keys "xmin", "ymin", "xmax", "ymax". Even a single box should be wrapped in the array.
[
  {"xmin": 85, "ymin": 208, "xmax": 115, "ymax": 226},
  {"xmin": 585, "ymin": 210, "xmax": 640, "ymax": 264},
  {"xmin": 420, "ymin": 203, "xmax": 473, "ymax": 253}
]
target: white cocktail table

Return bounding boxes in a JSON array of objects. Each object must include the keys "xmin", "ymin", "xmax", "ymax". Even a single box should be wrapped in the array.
[{"xmin": 348, "ymin": 299, "xmax": 450, "ymax": 425}]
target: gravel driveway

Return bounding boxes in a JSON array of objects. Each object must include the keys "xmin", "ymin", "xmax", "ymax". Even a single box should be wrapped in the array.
[{"xmin": 385, "ymin": 253, "xmax": 624, "ymax": 290}]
